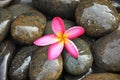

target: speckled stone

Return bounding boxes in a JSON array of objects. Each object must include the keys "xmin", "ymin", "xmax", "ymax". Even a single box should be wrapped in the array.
[
  {"xmin": 11, "ymin": 11, "xmax": 46, "ymax": 44},
  {"xmin": 63, "ymin": 38, "xmax": 93, "ymax": 75},
  {"xmin": 7, "ymin": 4, "xmax": 36, "ymax": 19},
  {"xmin": 75, "ymin": 0, "xmax": 120, "ymax": 37},
  {"xmin": 83, "ymin": 73, "xmax": 120, "ymax": 80},
  {"xmin": 44, "ymin": 19, "xmax": 76, "ymax": 34},
  {"xmin": 0, "ymin": 40, "xmax": 15, "ymax": 80},
  {"xmin": 29, "ymin": 46, "xmax": 63, "ymax": 80},
  {"xmin": 9, "ymin": 46, "xmax": 38, "ymax": 80},
  {"xmin": 0, "ymin": 0, "xmax": 12, "ymax": 7},
  {"xmin": 92, "ymin": 30, "xmax": 120, "ymax": 72},
  {"xmin": 32, "ymin": 0, "xmax": 79, "ymax": 20},
  {"xmin": 0, "ymin": 8, "xmax": 12, "ymax": 43}
]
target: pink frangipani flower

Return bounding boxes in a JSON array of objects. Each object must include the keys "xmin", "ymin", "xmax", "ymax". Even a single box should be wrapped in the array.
[{"xmin": 34, "ymin": 17, "xmax": 85, "ymax": 60}]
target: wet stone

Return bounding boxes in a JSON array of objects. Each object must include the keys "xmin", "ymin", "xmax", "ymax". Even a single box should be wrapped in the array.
[
  {"xmin": 32, "ymin": 0, "xmax": 79, "ymax": 20},
  {"xmin": 30, "ymin": 46, "xmax": 63, "ymax": 80},
  {"xmin": 83, "ymin": 73, "xmax": 120, "ymax": 80},
  {"xmin": 7, "ymin": 4, "xmax": 36, "ymax": 19},
  {"xmin": 92, "ymin": 30, "xmax": 120, "ymax": 72},
  {"xmin": 0, "ymin": 40, "xmax": 15, "ymax": 80},
  {"xmin": 0, "ymin": 0, "xmax": 13, "ymax": 7},
  {"xmin": 44, "ymin": 19, "xmax": 76, "ymax": 34},
  {"xmin": 75, "ymin": 0, "xmax": 120, "ymax": 37},
  {"xmin": 0, "ymin": 8, "xmax": 12, "ymax": 43},
  {"xmin": 11, "ymin": 11, "xmax": 47, "ymax": 45},
  {"xmin": 9, "ymin": 46, "xmax": 38, "ymax": 80},
  {"xmin": 63, "ymin": 38, "xmax": 93, "ymax": 75}
]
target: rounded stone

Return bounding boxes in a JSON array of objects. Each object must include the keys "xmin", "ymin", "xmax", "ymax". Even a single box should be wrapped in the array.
[
  {"xmin": 9, "ymin": 46, "xmax": 38, "ymax": 80},
  {"xmin": 75, "ymin": 0, "xmax": 120, "ymax": 37},
  {"xmin": 0, "ymin": 0, "xmax": 12, "ymax": 7},
  {"xmin": 44, "ymin": 19, "xmax": 76, "ymax": 34},
  {"xmin": 83, "ymin": 73, "xmax": 120, "ymax": 80},
  {"xmin": 7, "ymin": 4, "xmax": 36, "ymax": 19},
  {"xmin": 11, "ymin": 11, "xmax": 46, "ymax": 44},
  {"xmin": 0, "ymin": 40, "xmax": 15, "ymax": 80},
  {"xmin": 0, "ymin": 8, "xmax": 12, "ymax": 43},
  {"xmin": 63, "ymin": 38, "xmax": 93, "ymax": 75},
  {"xmin": 32, "ymin": 0, "xmax": 79, "ymax": 19},
  {"xmin": 29, "ymin": 46, "xmax": 63, "ymax": 80},
  {"xmin": 92, "ymin": 30, "xmax": 120, "ymax": 72}
]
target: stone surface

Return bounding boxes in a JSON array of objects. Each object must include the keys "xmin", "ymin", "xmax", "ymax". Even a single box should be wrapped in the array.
[
  {"xmin": 44, "ymin": 19, "xmax": 76, "ymax": 34},
  {"xmin": 11, "ymin": 11, "xmax": 46, "ymax": 44},
  {"xmin": 0, "ymin": 8, "xmax": 12, "ymax": 43},
  {"xmin": 83, "ymin": 73, "xmax": 120, "ymax": 80},
  {"xmin": 9, "ymin": 46, "xmax": 38, "ymax": 80},
  {"xmin": 92, "ymin": 30, "xmax": 120, "ymax": 72},
  {"xmin": 32, "ymin": 0, "xmax": 79, "ymax": 19},
  {"xmin": 7, "ymin": 4, "xmax": 36, "ymax": 19},
  {"xmin": 63, "ymin": 38, "xmax": 93, "ymax": 75},
  {"xmin": 0, "ymin": 40, "xmax": 15, "ymax": 80},
  {"xmin": 29, "ymin": 46, "xmax": 63, "ymax": 80},
  {"xmin": 0, "ymin": 0, "xmax": 12, "ymax": 7},
  {"xmin": 75, "ymin": 0, "xmax": 120, "ymax": 37},
  {"xmin": 111, "ymin": 0, "xmax": 120, "ymax": 12}
]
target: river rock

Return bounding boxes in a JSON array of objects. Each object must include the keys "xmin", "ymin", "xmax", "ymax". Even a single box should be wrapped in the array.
[
  {"xmin": 75, "ymin": 0, "xmax": 120, "ymax": 37},
  {"xmin": 0, "ymin": 40, "xmax": 15, "ymax": 80},
  {"xmin": 111, "ymin": 0, "xmax": 120, "ymax": 12},
  {"xmin": 92, "ymin": 30, "xmax": 120, "ymax": 72},
  {"xmin": 29, "ymin": 46, "xmax": 63, "ymax": 80},
  {"xmin": 11, "ymin": 11, "xmax": 46, "ymax": 45},
  {"xmin": 0, "ymin": 8, "xmax": 12, "ymax": 43},
  {"xmin": 44, "ymin": 19, "xmax": 76, "ymax": 34},
  {"xmin": 63, "ymin": 38, "xmax": 93, "ymax": 75},
  {"xmin": 9, "ymin": 45, "xmax": 38, "ymax": 80},
  {"xmin": 83, "ymin": 73, "xmax": 120, "ymax": 80},
  {"xmin": 7, "ymin": 4, "xmax": 36, "ymax": 19},
  {"xmin": 32, "ymin": 0, "xmax": 79, "ymax": 20},
  {"xmin": 0, "ymin": 0, "xmax": 13, "ymax": 7}
]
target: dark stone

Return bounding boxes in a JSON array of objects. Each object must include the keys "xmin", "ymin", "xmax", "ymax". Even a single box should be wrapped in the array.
[
  {"xmin": 0, "ymin": 40, "xmax": 15, "ymax": 80},
  {"xmin": 44, "ymin": 19, "xmax": 76, "ymax": 34},
  {"xmin": 111, "ymin": 0, "xmax": 120, "ymax": 13},
  {"xmin": 92, "ymin": 30, "xmax": 120, "ymax": 72},
  {"xmin": 11, "ymin": 11, "xmax": 46, "ymax": 44},
  {"xmin": 0, "ymin": 8, "xmax": 12, "ymax": 43},
  {"xmin": 7, "ymin": 4, "xmax": 36, "ymax": 19},
  {"xmin": 83, "ymin": 73, "xmax": 120, "ymax": 80},
  {"xmin": 9, "ymin": 45, "xmax": 38, "ymax": 80},
  {"xmin": 63, "ymin": 38, "xmax": 93, "ymax": 75},
  {"xmin": 75, "ymin": 0, "xmax": 120, "ymax": 37},
  {"xmin": 30, "ymin": 46, "xmax": 63, "ymax": 80},
  {"xmin": 32, "ymin": 0, "xmax": 79, "ymax": 20}
]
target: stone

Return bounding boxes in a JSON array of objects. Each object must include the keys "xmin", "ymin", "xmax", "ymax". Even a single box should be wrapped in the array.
[
  {"xmin": 63, "ymin": 38, "xmax": 93, "ymax": 75},
  {"xmin": 7, "ymin": 4, "xmax": 36, "ymax": 19},
  {"xmin": 0, "ymin": 40, "xmax": 15, "ymax": 80},
  {"xmin": 11, "ymin": 11, "xmax": 46, "ymax": 45},
  {"xmin": 44, "ymin": 19, "xmax": 76, "ymax": 34},
  {"xmin": 0, "ymin": 0, "xmax": 12, "ymax": 7},
  {"xmin": 9, "ymin": 46, "xmax": 38, "ymax": 80},
  {"xmin": 111, "ymin": 0, "xmax": 120, "ymax": 12},
  {"xmin": 83, "ymin": 73, "xmax": 120, "ymax": 80},
  {"xmin": 75, "ymin": 0, "xmax": 120, "ymax": 37},
  {"xmin": 0, "ymin": 8, "xmax": 12, "ymax": 43},
  {"xmin": 29, "ymin": 46, "xmax": 63, "ymax": 80},
  {"xmin": 32, "ymin": 0, "xmax": 79, "ymax": 20},
  {"xmin": 92, "ymin": 30, "xmax": 120, "ymax": 72}
]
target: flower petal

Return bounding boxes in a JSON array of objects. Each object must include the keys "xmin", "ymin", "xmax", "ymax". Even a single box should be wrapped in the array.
[
  {"xmin": 33, "ymin": 34, "xmax": 60, "ymax": 46},
  {"xmin": 65, "ymin": 39, "xmax": 79, "ymax": 58},
  {"xmin": 51, "ymin": 17, "xmax": 65, "ymax": 36},
  {"xmin": 48, "ymin": 41, "xmax": 64, "ymax": 60},
  {"xmin": 64, "ymin": 26, "xmax": 85, "ymax": 39}
]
